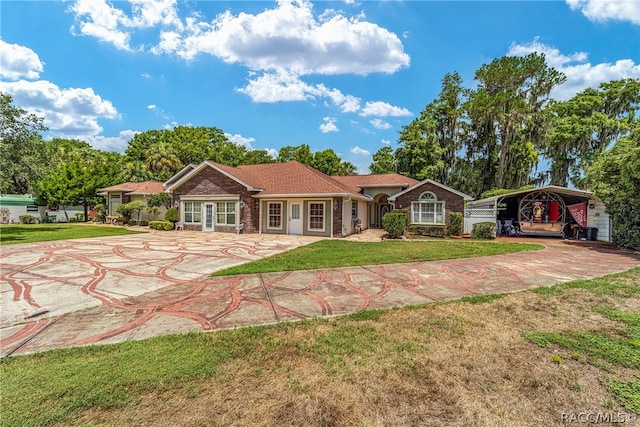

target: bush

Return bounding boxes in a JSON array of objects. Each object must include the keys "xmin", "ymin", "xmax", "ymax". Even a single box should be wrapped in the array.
[
  {"xmin": 148, "ymin": 192, "xmax": 173, "ymax": 209},
  {"xmin": 382, "ymin": 210, "xmax": 407, "ymax": 239},
  {"xmin": 147, "ymin": 206, "xmax": 160, "ymax": 221},
  {"xmin": 448, "ymin": 212, "xmax": 463, "ymax": 236},
  {"xmin": 149, "ymin": 220, "xmax": 174, "ymax": 231},
  {"xmin": 19, "ymin": 214, "xmax": 36, "ymax": 224},
  {"xmin": 139, "ymin": 220, "xmax": 149, "ymax": 227},
  {"xmin": 164, "ymin": 207, "xmax": 179, "ymax": 223},
  {"xmin": 409, "ymin": 225, "xmax": 446, "ymax": 238},
  {"xmin": 607, "ymin": 203, "xmax": 640, "ymax": 251},
  {"xmin": 472, "ymin": 222, "xmax": 497, "ymax": 240}
]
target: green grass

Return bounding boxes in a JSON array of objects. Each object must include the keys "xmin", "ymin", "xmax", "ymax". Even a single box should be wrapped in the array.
[
  {"xmin": 0, "ymin": 224, "xmax": 145, "ymax": 245},
  {"xmin": 525, "ymin": 269, "xmax": 640, "ymax": 414},
  {"xmin": 2, "ymin": 268, "xmax": 639, "ymax": 425},
  {"xmin": 211, "ymin": 239, "xmax": 543, "ymax": 276}
]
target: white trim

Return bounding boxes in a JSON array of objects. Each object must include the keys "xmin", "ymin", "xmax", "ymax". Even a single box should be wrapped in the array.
[
  {"xmin": 308, "ymin": 201, "xmax": 326, "ymax": 233},
  {"xmin": 266, "ymin": 201, "xmax": 284, "ymax": 230},
  {"xmin": 388, "ymin": 179, "xmax": 473, "ymax": 201},
  {"xmin": 214, "ymin": 201, "xmax": 237, "ymax": 226},
  {"xmin": 411, "ymin": 200, "xmax": 446, "ymax": 225},
  {"xmin": 254, "ymin": 192, "xmax": 370, "ymax": 201},
  {"xmin": 183, "ymin": 201, "xmax": 202, "ymax": 224},
  {"xmin": 179, "ymin": 194, "xmax": 240, "ymax": 201}
]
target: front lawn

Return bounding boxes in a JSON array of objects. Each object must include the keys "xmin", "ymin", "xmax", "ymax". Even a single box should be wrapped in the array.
[
  {"xmin": 2, "ymin": 268, "xmax": 638, "ymax": 426},
  {"xmin": 212, "ymin": 239, "xmax": 543, "ymax": 276},
  {"xmin": 0, "ymin": 224, "xmax": 146, "ymax": 245}
]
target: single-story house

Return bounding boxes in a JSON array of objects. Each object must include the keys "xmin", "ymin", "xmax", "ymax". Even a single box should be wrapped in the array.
[
  {"xmin": 164, "ymin": 160, "xmax": 473, "ymax": 237},
  {"xmin": 464, "ymin": 185, "xmax": 611, "ymax": 241},
  {"xmin": 98, "ymin": 181, "xmax": 167, "ymax": 222},
  {"xmin": 0, "ymin": 194, "xmax": 88, "ymax": 223}
]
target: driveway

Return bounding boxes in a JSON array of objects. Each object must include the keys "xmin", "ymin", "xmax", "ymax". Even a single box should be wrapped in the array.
[{"xmin": 1, "ymin": 232, "xmax": 639, "ymax": 357}]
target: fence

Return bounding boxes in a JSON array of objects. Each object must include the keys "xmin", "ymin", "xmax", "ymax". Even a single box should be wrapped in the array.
[{"xmin": 464, "ymin": 208, "xmax": 496, "ymax": 234}]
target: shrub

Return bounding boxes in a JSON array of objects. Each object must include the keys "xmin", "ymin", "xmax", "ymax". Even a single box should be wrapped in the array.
[
  {"xmin": 147, "ymin": 207, "xmax": 160, "ymax": 221},
  {"xmin": 116, "ymin": 203, "xmax": 133, "ymax": 221},
  {"xmin": 149, "ymin": 220, "xmax": 174, "ymax": 231},
  {"xmin": 148, "ymin": 192, "xmax": 173, "ymax": 209},
  {"xmin": 448, "ymin": 212, "xmax": 463, "ymax": 236},
  {"xmin": 75, "ymin": 212, "xmax": 85, "ymax": 222},
  {"xmin": 19, "ymin": 214, "xmax": 36, "ymax": 224},
  {"xmin": 164, "ymin": 207, "xmax": 179, "ymax": 223},
  {"xmin": 607, "ymin": 203, "xmax": 640, "ymax": 251},
  {"xmin": 139, "ymin": 220, "xmax": 149, "ymax": 227},
  {"xmin": 382, "ymin": 210, "xmax": 407, "ymax": 239},
  {"xmin": 472, "ymin": 222, "xmax": 496, "ymax": 240},
  {"xmin": 409, "ymin": 225, "xmax": 446, "ymax": 238}
]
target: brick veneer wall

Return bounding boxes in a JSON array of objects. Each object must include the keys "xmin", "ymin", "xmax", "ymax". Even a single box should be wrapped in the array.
[
  {"xmin": 171, "ymin": 167, "xmax": 259, "ymax": 233},
  {"xmin": 332, "ymin": 197, "xmax": 342, "ymax": 237},
  {"xmin": 393, "ymin": 182, "xmax": 464, "ymax": 227}
]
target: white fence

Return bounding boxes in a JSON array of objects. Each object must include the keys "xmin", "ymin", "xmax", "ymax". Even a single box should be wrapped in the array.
[{"xmin": 464, "ymin": 208, "xmax": 496, "ymax": 234}]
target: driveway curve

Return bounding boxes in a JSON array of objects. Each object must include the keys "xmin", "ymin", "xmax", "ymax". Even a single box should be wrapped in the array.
[{"xmin": 1, "ymin": 233, "xmax": 638, "ymax": 357}]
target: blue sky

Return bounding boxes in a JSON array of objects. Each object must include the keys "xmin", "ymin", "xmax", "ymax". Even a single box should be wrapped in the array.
[{"xmin": 1, "ymin": 0, "xmax": 639, "ymax": 173}]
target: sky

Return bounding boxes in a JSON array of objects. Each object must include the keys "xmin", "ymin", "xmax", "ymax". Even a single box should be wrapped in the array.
[{"xmin": 1, "ymin": 0, "xmax": 639, "ymax": 174}]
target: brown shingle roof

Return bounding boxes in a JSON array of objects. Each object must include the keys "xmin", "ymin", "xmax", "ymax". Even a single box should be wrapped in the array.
[
  {"xmin": 333, "ymin": 174, "xmax": 419, "ymax": 193},
  {"xmin": 99, "ymin": 181, "xmax": 165, "ymax": 195},
  {"xmin": 212, "ymin": 161, "xmax": 369, "ymax": 198}
]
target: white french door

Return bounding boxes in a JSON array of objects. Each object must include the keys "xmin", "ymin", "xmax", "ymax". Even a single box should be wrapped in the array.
[{"xmin": 203, "ymin": 203, "xmax": 214, "ymax": 232}]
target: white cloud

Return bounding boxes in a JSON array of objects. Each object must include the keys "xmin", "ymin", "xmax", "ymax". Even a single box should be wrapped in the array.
[
  {"xmin": 381, "ymin": 138, "xmax": 391, "ymax": 145},
  {"xmin": 147, "ymin": 104, "xmax": 156, "ymax": 109},
  {"xmin": 508, "ymin": 39, "xmax": 640, "ymax": 100},
  {"xmin": 566, "ymin": 0, "xmax": 640, "ymax": 25},
  {"xmin": 370, "ymin": 118, "xmax": 391, "ymax": 129},
  {"xmin": 70, "ymin": 0, "xmax": 409, "ymax": 76},
  {"xmin": 151, "ymin": 0, "xmax": 410, "ymax": 75},
  {"xmin": 237, "ymin": 70, "xmax": 324, "ymax": 103},
  {"xmin": 266, "ymin": 148, "xmax": 279, "ymax": 158},
  {"xmin": 0, "ymin": 40, "xmax": 44, "ymax": 80},
  {"xmin": 85, "ymin": 129, "xmax": 138, "ymax": 152},
  {"xmin": 319, "ymin": 116, "xmax": 339, "ymax": 133},
  {"xmin": 69, "ymin": 0, "xmax": 183, "ymax": 51},
  {"xmin": 350, "ymin": 145, "xmax": 370, "ymax": 156},
  {"xmin": 225, "ymin": 132, "xmax": 256, "ymax": 149},
  {"xmin": 0, "ymin": 80, "xmax": 118, "ymax": 135},
  {"xmin": 360, "ymin": 101, "xmax": 412, "ymax": 117}
]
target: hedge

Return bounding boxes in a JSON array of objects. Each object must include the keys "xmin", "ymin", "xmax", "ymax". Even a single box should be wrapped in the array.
[
  {"xmin": 382, "ymin": 210, "xmax": 407, "ymax": 238},
  {"xmin": 149, "ymin": 220, "xmax": 175, "ymax": 231},
  {"xmin": 471, "ymin": 222, "xmax": 496, "ymax": 240}
]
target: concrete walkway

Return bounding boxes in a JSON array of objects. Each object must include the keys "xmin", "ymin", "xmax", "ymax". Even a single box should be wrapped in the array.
[{"xmin": 1, "ymin": 231, "xmax": 638, "ymax": 357}]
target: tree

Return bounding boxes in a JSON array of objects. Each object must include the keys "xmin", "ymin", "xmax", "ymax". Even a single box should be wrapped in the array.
[
  {"xmin": 0, "ymin": 93, "xmax": 48, "ymax": 194},
  {"xmin": 147, "ymin": 192, "xmax": 173, "ymax": 209},
  {"xmin": 586, "ymin": 123, "xmax": 640, "ymax": 250},
  {"xmin": 242, "ymin": 149, "xmax": 275, "ymax": 165},
  {"xmin": 144, "ymin": 142, "xmax": 183, "ymax": 181},
  {"xmin": 369, "ymin": 146, "xmax": 397, "ymax": 174},
  {"xmin": 467, "ymin": 53, "xmax": 565, "ymax": 189},
  {"xmin": 277, "ymin": 144, "xmax": 314, "ymax": 165},
  {"xmin": 543, "ymin": 78, "xmax": 640, "ymax": 187},
  {"xmin": 37, "ymin": 140, "xmax": 122, "ymax": 221}
]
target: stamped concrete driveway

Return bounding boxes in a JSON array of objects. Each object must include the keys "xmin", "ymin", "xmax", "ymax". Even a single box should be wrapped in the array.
[
  {"xmin": 1, "ymin": 233, "xmax": 639, "ymax": 357},
  {"xmin": 0, "ymin": 231, "xmax": 320, "ymax": 352}
]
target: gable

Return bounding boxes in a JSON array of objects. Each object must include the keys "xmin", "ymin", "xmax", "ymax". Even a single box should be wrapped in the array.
[{"xmin": 174, "ymin": 166, "xmax": 251, "ymax": 196}]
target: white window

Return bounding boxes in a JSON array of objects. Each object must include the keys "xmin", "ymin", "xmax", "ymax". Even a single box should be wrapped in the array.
[
  {"xmin": 268, "ymin": 202, "xmax": 283, "ymax": 229},
  {"xmin": 411, "ymin": 192, "xmax": 445, "ymax": 225},
  {"xmin": 309, "ymin": 202, "xmax": 325, "ymax": 231},
  {"xmin": 215, "ymin": 202, "xmax": 236, "ymax": 226},
  {"xmin": 109, "ymin": 194, "xmax": 121, "ymax": 216},
  {"xmin": 351, "ymin": 201, "xmax": 358, "ymax": 219},
  {"xmin": 184, "ymin": 201, "xmax": 202, "ymax": 223}
]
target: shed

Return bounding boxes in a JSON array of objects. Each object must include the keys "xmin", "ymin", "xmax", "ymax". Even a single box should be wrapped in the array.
[{"xmin": 464, "ymin": 186, "xmax": 610, "ymax": 241}]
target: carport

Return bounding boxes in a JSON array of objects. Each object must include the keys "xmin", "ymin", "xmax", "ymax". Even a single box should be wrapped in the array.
[{"xmin": 464, "ymin": 186, "xmax": 611, "ymax": 241}]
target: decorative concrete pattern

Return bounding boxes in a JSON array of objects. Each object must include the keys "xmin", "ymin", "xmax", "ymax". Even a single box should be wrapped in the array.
[{"xmin": 1, "ymin": 233, "xmax": 638, "ymax": 357}]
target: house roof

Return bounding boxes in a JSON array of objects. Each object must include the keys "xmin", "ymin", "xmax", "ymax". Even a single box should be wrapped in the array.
[
  {"xmin": 0, "ymin": 194, "xmax": 37, "ymax": 206},
  {"xmin": 98, "ymin": 181, "xmax": 166, "ymax": 196},
  {"xmin": 216, "ymin": 161, "xmax": 371, "ymax": 200},
  {"xmin": 332, "ymin": 174, "xmax": 419, "ymax": 194},
  {"xmin": 387, "ymin": 179, "xmax": 474, "ymax": 201},
  {"xmin": 164, "ymin": 164, "xmax": 197, "ymax": 187},
  {"xmin": 466, "ymin": 186, "xmax": 596, "ymax": 209},
  {"xmin": 166, "ymin": 161, "xmax": 371, "ymax": 200}
]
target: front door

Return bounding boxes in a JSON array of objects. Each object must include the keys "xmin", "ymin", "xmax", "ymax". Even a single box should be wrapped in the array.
[
  {"xmin": 289, "ymin": 203, "xmax": 302, "ymax": 235},
  {"xmin": 203, "ymin": 203, "xmax": 214, "ymax": 232}
]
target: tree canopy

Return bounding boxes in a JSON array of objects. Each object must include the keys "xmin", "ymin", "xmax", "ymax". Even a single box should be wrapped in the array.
[{"xmin": 0, "ymin": 94, "xmax": 48, "ymax": 194}]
